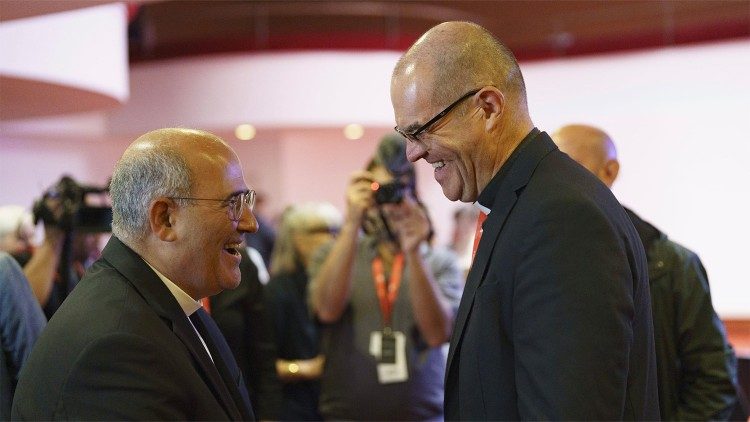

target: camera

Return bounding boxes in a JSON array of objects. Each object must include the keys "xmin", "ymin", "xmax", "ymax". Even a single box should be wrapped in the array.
[
  {"xmin": 374, "ymin": 181, "xmax": 407, "ymax": 205},
  {"xmin": 32, "ymin": 175, "xmax": 112, "ymax": 233}
]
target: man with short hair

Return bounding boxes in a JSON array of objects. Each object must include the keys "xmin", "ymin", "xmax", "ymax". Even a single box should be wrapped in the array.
[
  {"xmin": 12, "ymin": 128, "xmax": 257, "ymax": 420},
  {"xmin": 391, "ymin": 21, "xmax": 660, "ymax": 420},
  {"xmin": 553, "ymin": 123, "xmax": 740, "ymax": 421},
  {"xmin": 308, "ymin": 134, "xmax": 462, "ymax": 421}
]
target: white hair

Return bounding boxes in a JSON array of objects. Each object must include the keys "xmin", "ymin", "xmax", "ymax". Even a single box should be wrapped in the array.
[{"xmin": 109, "ymin": 145, "xmax": 192, "ymax": 244}]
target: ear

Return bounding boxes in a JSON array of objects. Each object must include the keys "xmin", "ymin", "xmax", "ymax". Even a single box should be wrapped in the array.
[
  {"xmin": 148, "ymin": 197, "xmax": 178, "ymax": 242},
  {"xmin": 477, "ymin": 87, "xmax": 505, "ymax": 132},
  {"xmin": 600, "ymin": 159, "xmax": 620, "ymax": 188}
]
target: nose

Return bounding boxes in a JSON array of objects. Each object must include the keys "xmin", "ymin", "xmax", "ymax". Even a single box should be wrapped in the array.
[
  {"xmin": 237, "ymin": 206, "xmax": 258, "ymax": 234},
  {"xmin": 405, "ymin": 139, "xmax": 427, "ymax": 163}
]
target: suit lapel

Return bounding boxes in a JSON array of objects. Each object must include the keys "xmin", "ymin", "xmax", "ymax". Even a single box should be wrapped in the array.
[
  {"xmin": 445, "ymin": 185, "xmax": 518, "ymax": 373},
  {"xmin": 178, "ymin": 313, "xmax": 243, "ymax": 420},
  {"xmin": 100, "ymin": 237, "xmax": 243, "ymax": 420},
  {"xmin": 191, "ymin": 309, "xmax": 255, "ymax": 421},
  {"xmin": 445, "ymin": 132, "xmax": 558, "ymax": 378}
]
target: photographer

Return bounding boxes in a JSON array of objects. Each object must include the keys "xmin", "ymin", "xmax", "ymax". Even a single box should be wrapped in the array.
[
  {"xmin": 0, "ymin": 205, "xmax": 64, "ymax": 307},
  {"xmin": 34, "ymin": 176, "xmax": 111, "ymax": 318},
  {"xmin": 1, "ymin": 176, "xmax": 112, "ymax": 317},
  {"xmin": 309, "ymin": 133, "xmax": 462, "ymax": 421}
]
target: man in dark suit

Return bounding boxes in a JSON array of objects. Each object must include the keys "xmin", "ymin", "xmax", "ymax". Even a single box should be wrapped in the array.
[
  {"xmin": 390, "ymin": 22, "xmax": 660, "ymax": 420},
  {"xmin": 553, "ymin": 123, "xmax": 741, "ymax": 420},
  {"xmin": 12, "ymin": 128, "xmax": 257, "ymax": 420},
  {"xmin": 210, "ymin": 247, "xmax": 282, "ymax": 420}
]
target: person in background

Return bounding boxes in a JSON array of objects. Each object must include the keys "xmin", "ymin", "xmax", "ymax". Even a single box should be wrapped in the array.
[
  {"xmin": 266, "ymin": 202, "xmax": 343, "ymax": 421},
  {"xmin": 309, "ymin": 133, "xmax": 462, "ymax": 421},
  {"xmin": 0, "ymin": 205, "xmax": 63, "ymax": 308},
  {"xmin": 553, "ymin": 123, "xmax": 740, "ymax": 421},
  {"xmin": 391, "ymin": 21, "xmax": 659, "ymax": 420},
  {"xmin": 209, "ymin": 245, "xmax": 282, "ymax": 420},
  {"xmin": 447, "ymin": 205, "xmax": 479, "ymax": 279},
  {"xmin": 0, "ymin": 252, "xmax": 46, "ymax": 420},
  {"xmin": 12, "ymin": 128, "xmax": 256, "ymax": 420},
  {"xmin": 70, "ymin": 233, "xmax": 104, "ymax": 280},
  {"xmin": 245, "ymin": 192, "xmax": 276, "ymax": 269}
]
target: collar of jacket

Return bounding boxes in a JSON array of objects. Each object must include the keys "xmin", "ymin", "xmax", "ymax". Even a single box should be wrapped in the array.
[{"xmin": 624, "ymin": 208, "xmax": 673, "ymax": 279}]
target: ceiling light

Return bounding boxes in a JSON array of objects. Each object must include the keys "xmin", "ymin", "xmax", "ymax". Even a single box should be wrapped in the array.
[
  {"xmin": 343, "ymin": 123, "xmax": 364, "ymax": 140},
  {"xmin": 235, "ymin": 124, "xmax": 256, "ymax": 140}
]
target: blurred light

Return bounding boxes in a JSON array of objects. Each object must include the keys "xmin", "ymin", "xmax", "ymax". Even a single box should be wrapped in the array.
[
  {"xmin": 235, "ymin": 124, "xmax": 256, "ymax": 140},
  {"xmin": 370, "ymin": 182, "xmax": 380, "ymax": 191},
  {"xmin": 343, "ymin": 123, "xmax": 364, "ymax": 140}
]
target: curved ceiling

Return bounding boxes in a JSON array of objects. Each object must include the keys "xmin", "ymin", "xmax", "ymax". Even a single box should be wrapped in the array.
[
  {"xmin": 1, "ymin": 0, "xmax": 748, "ymax": 122},
  {"xmin": 126, "ymin": 0, "xmax": 750, "ymax": 62}
]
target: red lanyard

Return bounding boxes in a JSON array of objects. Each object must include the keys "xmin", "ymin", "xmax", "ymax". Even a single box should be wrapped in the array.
[{"xmin": 372, "ymin": 253, "xmax": 404, "ymax": 328}]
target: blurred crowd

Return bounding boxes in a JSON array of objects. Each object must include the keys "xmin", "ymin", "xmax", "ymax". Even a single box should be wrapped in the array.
[{"xmin": 2, "ymin": 19, "xmax": 748, "ymax": 422}]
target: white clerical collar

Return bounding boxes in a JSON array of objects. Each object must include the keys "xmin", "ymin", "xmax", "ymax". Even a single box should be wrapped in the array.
[
  {"xmin": 474, "ymin": 201, "xmax": 491, "ymax": 216},
  {"xmin": 143, "ymin": 259, "xmax": 201, "ymax": 316}
]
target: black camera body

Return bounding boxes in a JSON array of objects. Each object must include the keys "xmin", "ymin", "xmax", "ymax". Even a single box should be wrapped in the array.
[
  {"xmin": 374, "ymin": 181, "xmax": 407, "ymax": 205},
  {"xmin": 32, "ymin": 176, "xmax": 112, "ymax": 233}
]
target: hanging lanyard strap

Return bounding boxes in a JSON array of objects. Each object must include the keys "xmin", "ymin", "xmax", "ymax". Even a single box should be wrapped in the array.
[{"xmin": 372, "ymin": 253, "xmax": 404, "ymax": 328}]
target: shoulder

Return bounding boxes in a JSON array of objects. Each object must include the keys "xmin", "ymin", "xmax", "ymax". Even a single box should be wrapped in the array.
[
  {"xmin": 650, "ymin": 237, "xmax": 708, "ymax": 285},
  {"xmin": 0, "ymin": 252, "xmax": 26, "ymax": 291}
]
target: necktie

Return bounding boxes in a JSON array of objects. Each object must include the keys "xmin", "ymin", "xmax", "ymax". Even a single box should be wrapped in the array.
[
  {"xmin": 472, "ymin": 211, "xmax": 488, "ymax": 262},
  {"xmin": 189, "ymin": 311, "xmax": 214, "ymax": 362},
  {"xmin": 188, "ymin": 311, "xmax": 245, "ymax": 419},
  {"xmin": 200, "ymin": 297, "xmax": 211, "ymax": 314}
]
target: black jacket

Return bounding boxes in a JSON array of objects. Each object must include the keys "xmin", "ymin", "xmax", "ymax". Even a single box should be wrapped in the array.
[
  {"xmin": 445, "ymin": 130, "xmax": 659, "ymax": 420},
  {"xmin": 12, "ymin": 237, "xmax": 255, "ymax": 420},
  {"xmin": 210, "ymin": 248, "xmax": 282, "ymax": 420},
  {"xmin": 626, "ymin": 208, "xmax": 739, "ymax": 420}
]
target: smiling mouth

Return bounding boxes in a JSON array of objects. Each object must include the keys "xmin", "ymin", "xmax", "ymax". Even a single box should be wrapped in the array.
[{"xmin": 224, "ymin": 243, "xmax": 242, "ymax": 256}]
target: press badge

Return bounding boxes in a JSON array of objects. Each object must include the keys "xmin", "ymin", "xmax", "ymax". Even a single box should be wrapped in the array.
[{"xmin": 369, "ymin": 329, "xmax": 408, "ymax": 383}]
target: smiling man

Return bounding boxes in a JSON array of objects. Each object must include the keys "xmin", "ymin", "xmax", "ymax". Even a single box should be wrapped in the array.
[
  {"xmin": 12, "ymin": 128, "xmax": 257, "ymax": 420},
  {"xmin": 391, "ymin": 22, "xmax": 660, "ymax": 420}
]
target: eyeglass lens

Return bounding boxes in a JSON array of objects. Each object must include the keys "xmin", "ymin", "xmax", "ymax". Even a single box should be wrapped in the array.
[{"xmin": 230, "ymin": 190, "xmax": 255, "ymax": 221}]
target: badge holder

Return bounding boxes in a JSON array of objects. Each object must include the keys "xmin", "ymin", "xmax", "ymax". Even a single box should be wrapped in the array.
[
  {"xmin": 370, "ymin": 253, "xmax": 408, "ymax": 383},
  {"xmin": 369, "ymin": 327, "xmax": 408, "ymax": 383}
]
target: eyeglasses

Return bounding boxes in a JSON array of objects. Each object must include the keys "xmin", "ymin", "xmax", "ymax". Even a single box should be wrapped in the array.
[
  {"xmin": 170, "ymin": 189, "xmax": 255, "ymax": 222},
  {"xmin": 394, "ymin": 88, "xmax": 481, "ymax": 142}
]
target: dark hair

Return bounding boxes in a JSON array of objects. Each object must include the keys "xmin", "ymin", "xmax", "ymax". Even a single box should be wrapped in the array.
[{"xmin": 367, "ymin": 132, "xmax": 417, "ymax": 195}]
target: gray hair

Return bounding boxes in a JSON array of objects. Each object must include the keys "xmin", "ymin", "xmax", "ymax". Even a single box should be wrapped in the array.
[
  {"xmin": 110, "ymin": 145, "xmax": 192, "ymax": 244},
  {"xmin": 269, "ymin": 202, "xmax": 342, "ymax": 277}
]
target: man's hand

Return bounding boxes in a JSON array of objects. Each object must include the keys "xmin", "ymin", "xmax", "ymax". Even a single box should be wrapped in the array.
[
  {"xmin": 381, "ymin": 195, "xmax": 430, "ymax": 253},
  {"xmin": 345, "ymin": 170, "xmax": 376, "ymax": 226}
]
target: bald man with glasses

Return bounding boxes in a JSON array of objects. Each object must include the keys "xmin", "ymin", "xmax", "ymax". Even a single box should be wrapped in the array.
[
  {"xmin": 391, "ymin": 22, "xmax": 660, "ymax": 420},
  {"xmin": 13, "ymin": 128, "xmax": 257, "ymax": 420}
]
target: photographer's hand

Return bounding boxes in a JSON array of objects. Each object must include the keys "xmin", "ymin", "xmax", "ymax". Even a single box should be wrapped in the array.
[
  {"xmin": 381, "ymin": 195, "xmax": 429, "ymax": 253},
  {"xmin": 383, "ymin": 196, "xmax": 453, "ymax": 347},
  {"xmin": 310, "ymin": 170, "xmax": 374, "ymax": 324},
  {"xmin": 23, "ymin": 227, "xmax": 64, "ymax": 308},
  {"xmin": 345, "ymin": 170, "xmax": 375, "ymax": 225}
]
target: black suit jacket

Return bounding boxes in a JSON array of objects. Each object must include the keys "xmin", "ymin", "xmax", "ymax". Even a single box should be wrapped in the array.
[
  {"xmin": 11, "ymin": 237, "xmax": 255, "ymax": 420},
  {"xmin": 444, "ymin": 130, "xmax": 660, "ymax": 420},
  {"xmin": 211, "ymin": 248, "xmax": 282, "ymax": 420}
]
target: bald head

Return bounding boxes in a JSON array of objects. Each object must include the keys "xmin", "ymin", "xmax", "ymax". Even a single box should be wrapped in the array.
[
  {"xmin": 552, "ymin": 124, "xmax": 619, "ymax": 187},
  {"xmin": 111, "ymin": 128, "xmax": 238, "ymax": 245},
  {"xmin": 390, "ymin": 21, "xmax": 535, "ymax": 203},
  {"xmin": 392, "ymin": 21, "xmax": 527, "ymax": 112}
]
